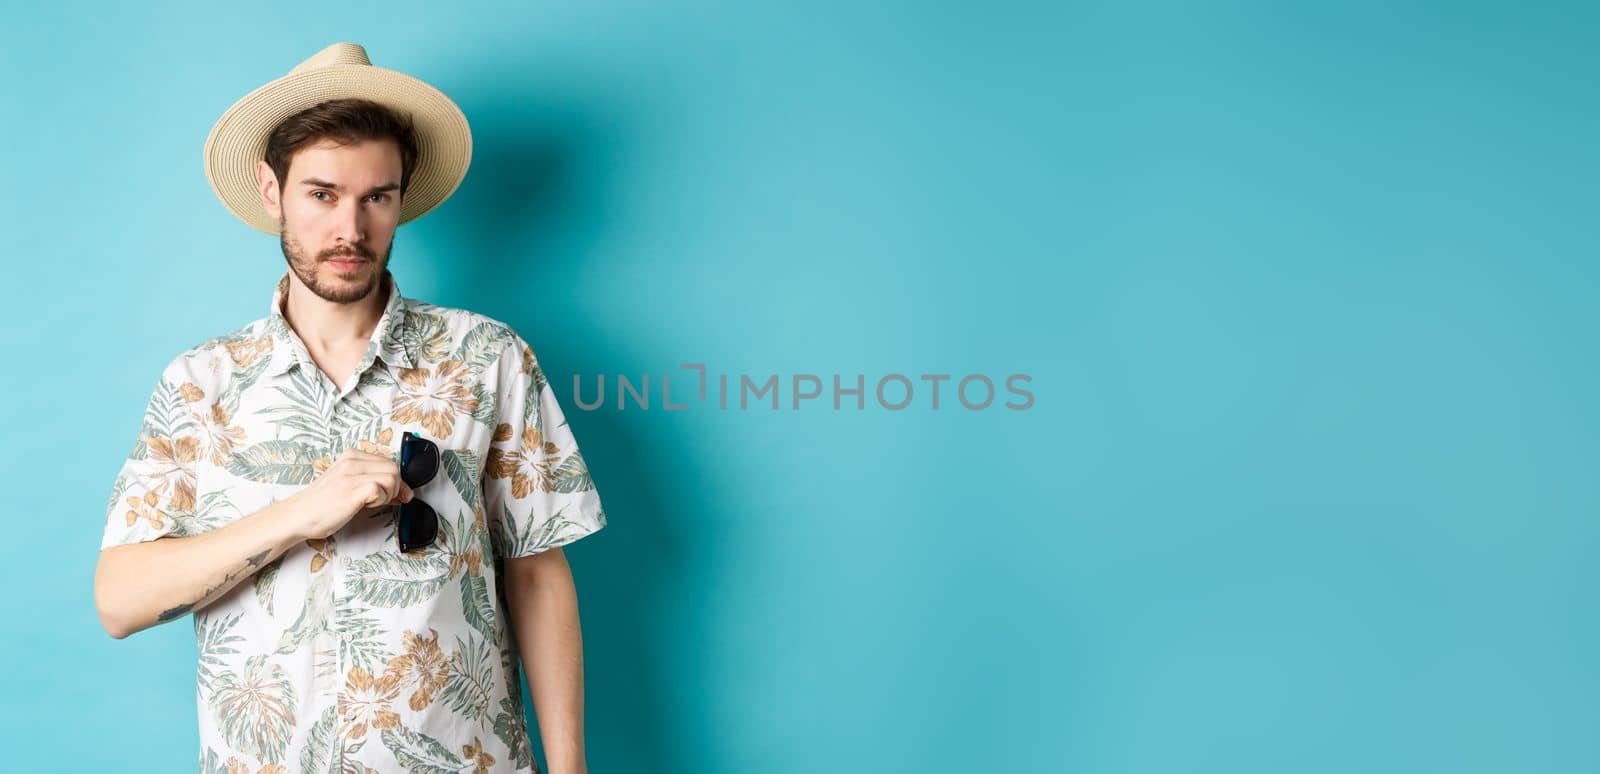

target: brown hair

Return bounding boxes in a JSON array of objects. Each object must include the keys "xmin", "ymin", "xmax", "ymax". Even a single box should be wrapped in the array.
[{"xmin": 263, "ymin": 97, "xmax": 421, "ymax": 198}]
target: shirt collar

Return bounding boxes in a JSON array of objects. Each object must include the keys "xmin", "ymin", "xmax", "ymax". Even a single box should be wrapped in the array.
[{"xmin": 264, "ymin": 268, "xmax": 416, "ymax": 377}]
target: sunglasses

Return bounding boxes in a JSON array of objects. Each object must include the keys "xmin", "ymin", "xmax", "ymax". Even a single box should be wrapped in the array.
[{"xmin": 396, "ymin": 430, "xmax": 440, "ymax": 552}]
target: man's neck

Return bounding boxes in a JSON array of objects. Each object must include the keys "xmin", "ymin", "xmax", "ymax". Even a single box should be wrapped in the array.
[{"xmin": 281, "ymin": 269, "xmax": 391, "ymax": 354}]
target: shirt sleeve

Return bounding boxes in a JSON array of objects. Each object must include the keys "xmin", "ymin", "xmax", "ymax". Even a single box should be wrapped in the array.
[
  {"xmin": 100, "ymin": 356, "xmax": 202, "ymax": 550},
  {"xmin": 483, "ymin": 332, "xmax": 606, "ymax": 559}
]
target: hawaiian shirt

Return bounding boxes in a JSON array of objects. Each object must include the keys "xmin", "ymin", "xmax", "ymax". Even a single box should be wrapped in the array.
[{"xmin": 99, "ymin": 268, "xmax": 606, "ymax": 773}]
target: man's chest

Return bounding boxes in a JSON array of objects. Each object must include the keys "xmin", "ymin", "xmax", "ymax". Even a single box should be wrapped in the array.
[
  {"xmin": 187, "ymin": 328, "xmax": 514, "ymax": 686},
  {"xmin": 207, "ymin": 362, "xmax": 489, "ymax": 510},
  {"xmin": 180, "ymin": 323, "xmax": 512, "ymax": 571}
]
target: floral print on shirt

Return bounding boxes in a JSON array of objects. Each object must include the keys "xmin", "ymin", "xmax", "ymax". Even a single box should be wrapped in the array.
[{"xmin": 101, "ymin": 269, "xmax": 606, "ymax": 773}]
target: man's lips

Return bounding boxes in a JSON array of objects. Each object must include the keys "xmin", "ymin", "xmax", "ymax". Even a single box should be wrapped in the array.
[{"xmin": 326, "ymin": 257, "xmax": 369, "ymax": 271}]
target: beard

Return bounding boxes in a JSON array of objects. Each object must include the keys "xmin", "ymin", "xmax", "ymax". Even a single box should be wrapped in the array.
[{"xmin": 279, "ymin": 214, "xmax": 393, "ymax": 305}]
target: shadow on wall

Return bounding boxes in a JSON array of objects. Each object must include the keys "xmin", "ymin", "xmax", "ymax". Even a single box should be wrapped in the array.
[{"xmin": 427, "ymin": 71, "xmax": 726, "ymax": 774}]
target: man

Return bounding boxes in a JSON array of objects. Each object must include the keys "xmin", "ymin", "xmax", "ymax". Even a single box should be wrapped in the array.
[{"xmin": 92, "ymin": 42, "xmax": 605, "ymax": 774}]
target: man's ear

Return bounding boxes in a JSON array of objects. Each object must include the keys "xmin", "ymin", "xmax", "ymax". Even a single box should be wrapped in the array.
[{"xmin": 256, "ymin": 160, "xmax": 282, "ymax": 221}]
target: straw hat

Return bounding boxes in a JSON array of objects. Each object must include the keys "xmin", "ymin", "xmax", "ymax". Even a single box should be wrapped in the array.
[{"xmin": 203, "ymin": 42, "xmax": 472, "ymax": 235}]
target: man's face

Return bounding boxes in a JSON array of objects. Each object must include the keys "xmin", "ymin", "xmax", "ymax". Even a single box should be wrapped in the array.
[{"xmin": 257, "ymin": 138, "xmax": 404, "ymax": 305}]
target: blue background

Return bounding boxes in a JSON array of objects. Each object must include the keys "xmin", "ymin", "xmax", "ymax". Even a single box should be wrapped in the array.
[{"xmin": 3, "ymin": 1, "xmax": 1597, "ymax": 771}]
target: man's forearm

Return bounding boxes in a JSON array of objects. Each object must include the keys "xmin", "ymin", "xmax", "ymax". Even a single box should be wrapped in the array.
[
  {"xmin": 93, "ymin": 497, "xmax": 307, "ymax": 639},
  {"xmin": 504, "ymin": 550, "xmax": 589, "ymax": 774}
]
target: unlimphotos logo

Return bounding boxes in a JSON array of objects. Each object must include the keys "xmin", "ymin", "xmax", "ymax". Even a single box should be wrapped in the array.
[{"xmin": 571, "ymin": 364, "xmax": 1035, "ymax": 411}]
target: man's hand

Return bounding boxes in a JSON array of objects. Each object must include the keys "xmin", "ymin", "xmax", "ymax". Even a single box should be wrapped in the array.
[{"xmin": 287, "ymin": 447, "xmax": 415, "ymax": 540}]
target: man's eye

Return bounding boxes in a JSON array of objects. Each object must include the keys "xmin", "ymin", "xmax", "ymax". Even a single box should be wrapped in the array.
[
  {"xmin": 367, "ymin": 193, "xmax": 390, "ymax": 203},
  {"xmin": 312, "ymin": 191, "xmax": 332, "ymax": 201}
]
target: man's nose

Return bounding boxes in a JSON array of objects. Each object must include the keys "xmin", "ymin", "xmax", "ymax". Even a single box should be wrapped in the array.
[{"xmin": 331, "ymin": 199, "xmax": 366, "ymax": 247}]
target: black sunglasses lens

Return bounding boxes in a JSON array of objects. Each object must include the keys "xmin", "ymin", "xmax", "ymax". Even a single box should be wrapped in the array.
[
  {"xmin": 397, "ymin": 499, "xmax": 438, "ymax": 551},
  {"xmin": 402, "ymin": 436, "xmax": 439, "ymax": 487}
]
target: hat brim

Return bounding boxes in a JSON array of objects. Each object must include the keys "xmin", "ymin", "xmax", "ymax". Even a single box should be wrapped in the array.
[{"xmin": 203, "ymin": 64, "xmax": 472, "ymax": 235}]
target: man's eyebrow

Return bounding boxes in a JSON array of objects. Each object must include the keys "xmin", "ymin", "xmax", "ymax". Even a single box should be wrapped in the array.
[{"xmin": 298, "ymin": 178, "xmax": 401, "ymax": 195}]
